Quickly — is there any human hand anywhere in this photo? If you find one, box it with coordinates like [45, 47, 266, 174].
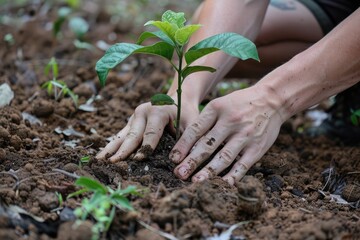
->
[96, 98, 199, 162]
[169, 86, 285, 185]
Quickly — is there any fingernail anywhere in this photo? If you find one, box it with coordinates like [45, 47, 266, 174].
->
[133, 152, 145, 161]
[170, 150, 181, 163]
[177, 166, 188, 177]
[194, 175, 206, 182]
[109, 156, 118, 163]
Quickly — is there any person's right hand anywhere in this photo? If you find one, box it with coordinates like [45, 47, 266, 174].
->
[96, 97, 199, 162]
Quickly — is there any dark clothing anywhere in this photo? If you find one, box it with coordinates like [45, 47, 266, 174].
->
[297, 0, 359, 34]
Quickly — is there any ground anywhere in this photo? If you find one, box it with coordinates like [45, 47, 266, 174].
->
[0, 1, 359, 240]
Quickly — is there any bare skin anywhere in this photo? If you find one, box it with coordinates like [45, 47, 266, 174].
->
[97, 0, 360, 185]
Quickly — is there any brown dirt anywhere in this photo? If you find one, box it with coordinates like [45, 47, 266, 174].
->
[0, 2, 359, 240]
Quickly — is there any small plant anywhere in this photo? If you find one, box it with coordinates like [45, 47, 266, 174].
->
[53, 6, 89, 42]
[79, 155, 90, 168]
[4, 33, 15, 45]
[56, 191, 64, 207]
[96, 10, 259, 139]
[68, 176, 141, 240]
[350, 109, 360, 126]
[42, 57, 78, 107]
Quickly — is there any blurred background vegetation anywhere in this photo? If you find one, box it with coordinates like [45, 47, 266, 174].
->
[0, 0, 202, 33]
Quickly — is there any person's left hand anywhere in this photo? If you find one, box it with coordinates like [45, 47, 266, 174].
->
[169, 85, 285, 185]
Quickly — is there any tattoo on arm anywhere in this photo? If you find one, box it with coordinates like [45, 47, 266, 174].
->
[270, 0, 296, 10]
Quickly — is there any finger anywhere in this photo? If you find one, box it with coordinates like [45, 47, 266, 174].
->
[109, 115, 146, 163]
[191, 137, 247, 182]
[169, 107, 217, 164]
[222, 146, 261, 185]
[173, 125, 229, 180]
[95, 125, 130, 160]
[133, 113, 168, 160]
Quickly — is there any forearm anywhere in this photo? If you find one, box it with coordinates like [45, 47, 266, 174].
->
[256, 9, 360, 121]
[168, 0, 269, 105]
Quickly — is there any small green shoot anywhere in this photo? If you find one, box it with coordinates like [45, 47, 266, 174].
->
[95, 10, 259, 140]
[69, 16, 89, 40]
[53, 7, 72, 38]
[41, 57, 78, 107]
[79, 155, 90, 168]
[4, 33, 15, 45]
[56, 191, 64, 207]
[68, 176, 141, 240]
[53, 6, 89, 43]
[350, 109, 360, 126]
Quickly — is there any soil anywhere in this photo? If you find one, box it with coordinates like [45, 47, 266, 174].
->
[0, 2, 359, 240]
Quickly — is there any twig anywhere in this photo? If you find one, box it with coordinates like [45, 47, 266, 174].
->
[299, 208, 313, 214]
[0, 171, 19, 190]
[17, 172, 59, 188]
[52, 168, 80, 179]
[214, 221, 231, 229]
[238, 194, 259, 202]
[322, 167, 333, 191]
[137, 220, 179, 240]
[43, 157, 58, 163]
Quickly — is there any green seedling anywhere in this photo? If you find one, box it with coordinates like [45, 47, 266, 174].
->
[41, 57, 78, 107]
[56, 191, 64, 207]
[4, 33, 15, 45]
[96, 10, 259, 139]
[350, 109, 360, 126]
[79, 155, 90, 168]
[53, 6, 89, 42]
[53, 7, 72, 38]
[68, 177, 141, 240]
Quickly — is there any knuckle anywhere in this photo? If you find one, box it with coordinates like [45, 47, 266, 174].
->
[188, 122, 202, 138]
[219, 148, 235, 166]
[126, 131, 138, 139]
[208, 99, 222, 111]
[134, 103, 148, 115]
[144, 127, 157, 136]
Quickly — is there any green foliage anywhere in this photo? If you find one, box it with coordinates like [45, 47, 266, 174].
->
[42, 57, 78, 107]
[96, 10, 259, 139]
[69, 16, 89, 40]
[53, 7, 72, 37]
[56, 192, 64, 207]
[79, 155, 90, 168]
[350, 109, 360, 126]
[69, 177, 141, 240]
[150, 93, 175, 106]
[53, 6, 89, 41]
[4, 33, 15, 45]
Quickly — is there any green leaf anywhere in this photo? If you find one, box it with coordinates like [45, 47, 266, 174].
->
[104, 207, 116, 231]
[115, 185, 140, 196]
[96, 42, 174, 86]
[75, 177, 107, 194]
[111, 195, 134, 211]
[351, 114, 358, 126]
[185, 32, 259, 65]
[137, 31, 173, 46]
[44, 57, 58, 78]
[69, 17, 89, 39]
[53, 7, 71, 37]
[175, 24, 201, 46]
[67, 188, 89, 199]
[150, 94, 175, 106]
[161, 10, 186, 28]
[181, 65, 216, 79]
[144, 21, 177, 43]
[80, 156, 90, 163]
